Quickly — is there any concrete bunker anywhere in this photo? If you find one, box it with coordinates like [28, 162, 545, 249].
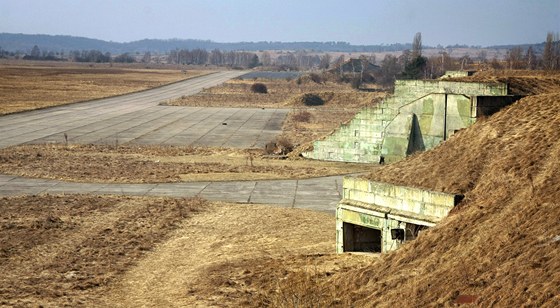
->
[303, 75, 522, 164]
[336, 177, 463, 253]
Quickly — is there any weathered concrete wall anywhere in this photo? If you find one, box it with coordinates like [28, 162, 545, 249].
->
[336, 205, 402, 253]
[303, 80, 511, 164]
[382, 93, 477, 161]
[302, 103, 397, 163]
[393, 80, 507, 97]
[440, 71, 471, 78]
[336, 176, 463, 253]
[342, 177, 460, 220]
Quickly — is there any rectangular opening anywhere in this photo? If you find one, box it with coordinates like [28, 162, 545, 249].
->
[404, 223, 429, 242]
[342, 222, 382, 253]
[475, 96, 522, 117]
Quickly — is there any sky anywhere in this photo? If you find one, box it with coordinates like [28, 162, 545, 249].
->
[1, 0, 559, 47]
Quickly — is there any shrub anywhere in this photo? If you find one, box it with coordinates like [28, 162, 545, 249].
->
[275, 136, 294, 154]
[300, 93, 324, 106]
[263, 137, 294, 155]
[292, 110, 312, 123]
[296, 73, 323, 85]
[250, 83, 268, 94]
[309, 73, 323, 83]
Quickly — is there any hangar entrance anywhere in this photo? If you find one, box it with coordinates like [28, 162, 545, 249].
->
[342, 222, 381, 253]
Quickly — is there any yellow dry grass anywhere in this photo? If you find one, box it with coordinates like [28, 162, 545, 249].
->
[0, 144, 370, 183]
[166, 77, 358, 108]
[0, 62, 210, 114]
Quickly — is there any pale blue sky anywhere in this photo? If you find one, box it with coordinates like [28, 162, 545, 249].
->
[1, 0, 558, 46]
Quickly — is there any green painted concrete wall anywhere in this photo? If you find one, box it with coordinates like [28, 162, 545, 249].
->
[303, 79, 509, 164]
[336, 177, 463, 253]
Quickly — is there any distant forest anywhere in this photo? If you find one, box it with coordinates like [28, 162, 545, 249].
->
[0, 33, 482, 54]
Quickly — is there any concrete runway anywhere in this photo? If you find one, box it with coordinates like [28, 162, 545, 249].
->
[0, 71, 345, 213]
[0, 174, 344, 213]
[0, 71, 288, 149]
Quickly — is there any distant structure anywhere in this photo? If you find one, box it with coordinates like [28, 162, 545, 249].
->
[329, 58, 380, 75]
[303, 75, 520, 164]
[439, 70, 476, 78]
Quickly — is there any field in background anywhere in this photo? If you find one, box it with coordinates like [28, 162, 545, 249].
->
[0, 64, 382, 183]
[167, 76, 387, 150]
[0, 62, 210, 114]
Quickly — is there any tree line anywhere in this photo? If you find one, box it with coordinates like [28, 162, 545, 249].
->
[167, 49, 259, 68]
[2, 32, 558, 76]
[373, 32, 560, 87]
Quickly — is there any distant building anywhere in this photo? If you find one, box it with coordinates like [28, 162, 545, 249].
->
[330, 58, 380, 75]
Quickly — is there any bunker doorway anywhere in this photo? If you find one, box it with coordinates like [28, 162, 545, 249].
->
[342, 222, 382, 253]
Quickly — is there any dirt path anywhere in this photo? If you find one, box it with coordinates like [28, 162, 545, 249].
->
[99, 203, 337, 307]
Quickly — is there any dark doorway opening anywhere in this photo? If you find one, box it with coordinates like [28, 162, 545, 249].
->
[342, 222, 382, 252]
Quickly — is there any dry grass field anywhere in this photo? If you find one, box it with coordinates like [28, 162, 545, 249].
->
[0, 195, 372, 307]
[0, 62, 209, 114]
[0, 144, 368, 183]
[0, 195, 208, 307]
[165, 76, 356, 108]
[0, 195, 371, 307]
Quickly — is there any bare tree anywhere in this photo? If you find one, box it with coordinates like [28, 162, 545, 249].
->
[543, 32, 559, 70]
[141, 52, 151, 63]
[261, 51, 272, 67]
[505, 47, 524, 69]
[359, 55, 369, 83]
[411, 32, 422, 59]
[319, 53, 331, 69]
[368, 53, 376, 65]
[525, 46, 536, 70]
[378, 54, 400, 87]
[30, 45, 41, 58]
[334, 55, 345, 77]
[477, 50, 488, 64]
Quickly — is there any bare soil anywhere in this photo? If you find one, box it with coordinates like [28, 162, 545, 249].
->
[0, 144, 368, 183]
[0, 63, 209, 114]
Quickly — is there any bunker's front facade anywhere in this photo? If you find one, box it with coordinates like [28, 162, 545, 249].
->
[337, 177, 464, 253]
[303, 79, 518, 164]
